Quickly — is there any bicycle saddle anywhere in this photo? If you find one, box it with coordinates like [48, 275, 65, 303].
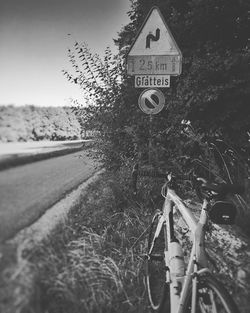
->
[195, 178, 244, 225]
[196, 177, 244, 198]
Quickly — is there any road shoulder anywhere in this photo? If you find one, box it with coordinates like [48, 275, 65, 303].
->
[0, 140, 93, 171]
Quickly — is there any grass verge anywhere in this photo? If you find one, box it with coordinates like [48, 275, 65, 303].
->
[27, 168, 154, 313]
[1, 165, 249, 313]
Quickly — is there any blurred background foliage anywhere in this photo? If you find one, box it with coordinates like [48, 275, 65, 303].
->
[0, 105, 83, 142]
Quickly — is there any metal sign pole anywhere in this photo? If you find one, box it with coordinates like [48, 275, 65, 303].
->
[149, 114, 153, 164]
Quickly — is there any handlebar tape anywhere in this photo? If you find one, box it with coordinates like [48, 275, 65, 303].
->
[131, 164, 169, 194]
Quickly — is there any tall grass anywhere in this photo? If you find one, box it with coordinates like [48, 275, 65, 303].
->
[36, 230, 123, 312]
[30, 168, 154, 313]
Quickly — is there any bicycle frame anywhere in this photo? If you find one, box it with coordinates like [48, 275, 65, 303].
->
[152, 186, 211, 313]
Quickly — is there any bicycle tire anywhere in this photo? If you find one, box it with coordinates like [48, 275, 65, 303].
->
[145, 211, 170, 312]
[182, 272, 240, 313]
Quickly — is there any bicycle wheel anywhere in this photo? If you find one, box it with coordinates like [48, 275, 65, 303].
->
[183, 273, 240, 313]
[145, 211, 170, 312]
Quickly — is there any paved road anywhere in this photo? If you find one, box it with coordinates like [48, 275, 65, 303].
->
[0, 150, 98, 242]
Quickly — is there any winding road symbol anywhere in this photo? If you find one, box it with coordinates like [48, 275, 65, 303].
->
[146, 28, 160, 48]
[138, 88, 165, 115]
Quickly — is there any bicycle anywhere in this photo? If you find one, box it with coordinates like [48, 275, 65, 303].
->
[132, 164, 244, 313]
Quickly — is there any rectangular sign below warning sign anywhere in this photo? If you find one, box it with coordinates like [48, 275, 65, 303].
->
[135, 75, 170, 88]
[127, 55, 181, 76]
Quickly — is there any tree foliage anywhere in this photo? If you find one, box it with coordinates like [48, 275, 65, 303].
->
[119, 0, 250, 149]
[66, 0, 250, 178]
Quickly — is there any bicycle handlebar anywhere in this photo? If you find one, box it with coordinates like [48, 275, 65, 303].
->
[131, 164, 168, 194]
[132, 164, 244, 198]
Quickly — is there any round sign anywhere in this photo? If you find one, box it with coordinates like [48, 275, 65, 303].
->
[138, 88, 165, 115]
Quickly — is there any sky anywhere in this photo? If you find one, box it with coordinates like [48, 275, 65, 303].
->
[0, 0, 131, 107]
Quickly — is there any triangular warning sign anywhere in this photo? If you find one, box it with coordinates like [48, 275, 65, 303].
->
[127, 6, 181, 56]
